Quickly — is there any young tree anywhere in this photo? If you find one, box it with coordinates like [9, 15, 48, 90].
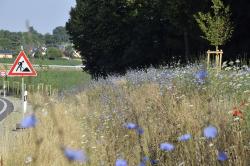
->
[194, 0, 234, 50]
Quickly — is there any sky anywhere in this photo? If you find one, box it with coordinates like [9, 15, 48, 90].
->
[0, 0, 76, 34]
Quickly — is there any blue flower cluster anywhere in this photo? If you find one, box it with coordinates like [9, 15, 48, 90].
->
[117, 123, 228, 165]
[160, 142, 175, 151]
[203, 125, 218, 139]
[195, 70, 208, 84]
[124, 122, 144, 135]
[115, 159, 127, 166]
[19, 108, 228, 165]
[20, 114, 37, 128]
[178, 134, 192, 142]
[63, 147, 86, 163]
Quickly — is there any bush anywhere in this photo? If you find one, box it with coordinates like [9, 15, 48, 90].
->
[46, 47, 63, 59]
[34, 51, 43, 59]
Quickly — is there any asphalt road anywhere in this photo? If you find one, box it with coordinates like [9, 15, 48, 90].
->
[0, 97, 14, 121]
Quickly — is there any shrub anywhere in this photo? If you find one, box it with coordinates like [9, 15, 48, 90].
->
[46, 47, 63, 59]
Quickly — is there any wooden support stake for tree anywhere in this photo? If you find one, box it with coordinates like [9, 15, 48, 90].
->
[207, 50, 210, 67]
[207, 49, 223, 71]
[219, 51, 223, 69]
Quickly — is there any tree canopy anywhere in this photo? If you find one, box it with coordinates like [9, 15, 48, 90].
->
[194, 0, 234, 50]
[0, 26, 70, 55]
[53, 26, 70, 44]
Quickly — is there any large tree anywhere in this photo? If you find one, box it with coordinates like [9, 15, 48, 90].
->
[67, 0, 184, 77]
[67, 0, 154, 77]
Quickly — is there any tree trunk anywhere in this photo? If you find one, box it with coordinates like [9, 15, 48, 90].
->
[184, 29, 189, 61]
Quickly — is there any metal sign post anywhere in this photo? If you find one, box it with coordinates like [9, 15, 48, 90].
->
[21, 78, 28, 114]
[22, 77, 24, 115]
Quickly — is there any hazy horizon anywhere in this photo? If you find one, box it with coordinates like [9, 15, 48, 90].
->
[0, 0, 76, 34]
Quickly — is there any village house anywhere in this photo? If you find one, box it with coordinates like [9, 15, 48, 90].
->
[0, 50, 13, 58]
[72, 50, 81, 58]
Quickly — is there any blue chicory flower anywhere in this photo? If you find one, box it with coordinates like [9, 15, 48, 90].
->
[195, 70, 208, 84]
[124, 122, 137, 129]
[138, 156, 149, 166]
[217, 151, 228, 161]
[20, 114, 37, 128]
[196, 70, 208, 80]
[64, 147, 86, 162]
[150, 159, 159, 165]
[142, 156, 149, 161]
[136, 127, 144, 135]
[203, 125, 218, 139]
[178, 134, 191, 142]
[138, 162, 146, 166]
[160, 142, 175, 151]
[115, 159, 127, 166]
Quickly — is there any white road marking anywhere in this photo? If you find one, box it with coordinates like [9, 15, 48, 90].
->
[0, 98, 7, 115]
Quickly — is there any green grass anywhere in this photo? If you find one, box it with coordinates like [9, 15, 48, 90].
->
[2, 69, 91, 92]
[0, 58, 82, 66]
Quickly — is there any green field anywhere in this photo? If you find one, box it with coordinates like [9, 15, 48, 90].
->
[1, 69, 91, 94]
[1, 58, 88, 93]
[0, 58, 82, 66]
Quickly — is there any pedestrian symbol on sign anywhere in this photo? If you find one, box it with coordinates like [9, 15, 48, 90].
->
[16, 61, 30, 72]
[16, 61, 24, 71]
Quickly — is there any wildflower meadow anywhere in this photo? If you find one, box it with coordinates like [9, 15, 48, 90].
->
[1, 61, 250, 165]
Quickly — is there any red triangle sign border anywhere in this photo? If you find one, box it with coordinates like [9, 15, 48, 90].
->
[8, 51, 37, 77]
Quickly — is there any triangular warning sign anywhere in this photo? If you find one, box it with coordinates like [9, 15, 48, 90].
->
[8, 51, 37, 76]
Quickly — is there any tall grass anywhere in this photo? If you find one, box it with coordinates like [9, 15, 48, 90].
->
[0, 93, 85, 166]
[1, 62, 250, 165]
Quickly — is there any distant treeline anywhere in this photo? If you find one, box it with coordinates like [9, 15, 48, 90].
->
[66, 0, 250, 77]
[0, 26, 70, 54]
